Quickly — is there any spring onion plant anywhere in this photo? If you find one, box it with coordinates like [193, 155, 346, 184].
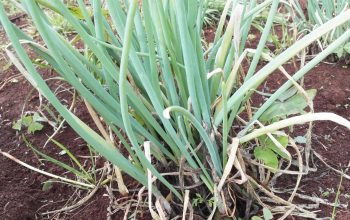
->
[203, 0, 227, 26]
[1, 0, 350, 218]
[291, 0, 350, 57]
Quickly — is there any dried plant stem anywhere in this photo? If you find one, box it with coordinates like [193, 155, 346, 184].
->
[0, 150, 94, 188]
[241, 113, 350, 143]
[288, 138, 303, 202]
[313, 151, 350, 180]
[247, 175, 316, 217]
[42, 165, 108, 215]
[85, 100, 129, 196]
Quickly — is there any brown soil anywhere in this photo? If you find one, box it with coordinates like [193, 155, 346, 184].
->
[0, 53, 112, 219]
[0, 16, 142, 220]
[268, 62, 350, 219]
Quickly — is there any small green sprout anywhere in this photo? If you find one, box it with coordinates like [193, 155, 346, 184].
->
[12, 112, 45, 134]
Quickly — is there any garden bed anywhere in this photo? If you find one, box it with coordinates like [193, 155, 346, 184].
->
[1, 39, 349, 218]
[1, 2, 350, 220]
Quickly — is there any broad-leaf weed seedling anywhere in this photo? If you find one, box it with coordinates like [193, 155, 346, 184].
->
[12, 112, 45, 134]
